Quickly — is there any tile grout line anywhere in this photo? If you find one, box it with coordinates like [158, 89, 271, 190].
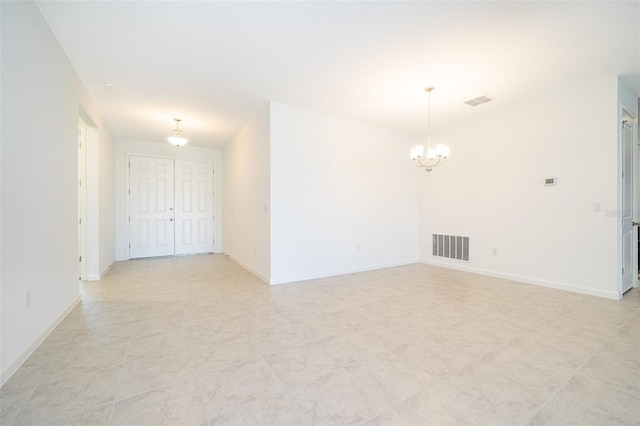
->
[520, 310, 639, 425]
[8, 307, 84, 426]
[106, 262, 148, 426]
[182, 294, 211, 425]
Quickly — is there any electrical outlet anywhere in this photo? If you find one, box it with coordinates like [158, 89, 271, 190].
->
[26, 291, 31, 308]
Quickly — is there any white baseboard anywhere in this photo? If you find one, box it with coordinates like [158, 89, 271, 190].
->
[421, 258, 620, 300]
[1, 296, 81, 387]
[223, 254, 419, 287]
[269, 258, 419, 286]
[99, 261, 116, 279]
[224, 253, 271, 284]
[84, 261, 117, 281]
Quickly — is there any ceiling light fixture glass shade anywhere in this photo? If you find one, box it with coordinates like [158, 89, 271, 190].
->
[410, 86, 449, 172]
[167, 118, 188, 147]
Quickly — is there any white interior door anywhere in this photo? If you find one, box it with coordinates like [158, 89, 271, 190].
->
[621, 110, 636, 294]
[175, 160, 214, 255]
[129, 156, 175, 258]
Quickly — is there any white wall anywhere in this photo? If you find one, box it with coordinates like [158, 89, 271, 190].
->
[222, 105, 271, 281]
[270, 102, 419, 284]
[1, 1, 115, 382]
[419, 76, 621, 299]
[114, 139, 223, 260]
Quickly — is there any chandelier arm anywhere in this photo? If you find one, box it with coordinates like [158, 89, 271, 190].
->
[414, 156, 438, 172]
[413, 157, 427, 168]
[415, 156, 441, 168]
[423, 156, 445, 170]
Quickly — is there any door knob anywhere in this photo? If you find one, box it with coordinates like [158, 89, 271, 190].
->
[170, 218, 174, 221]
[633, 221, 640, 227]
[169, 207, 174, 211]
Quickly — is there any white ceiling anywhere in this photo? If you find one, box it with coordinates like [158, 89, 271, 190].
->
[36, 1, 640, 149]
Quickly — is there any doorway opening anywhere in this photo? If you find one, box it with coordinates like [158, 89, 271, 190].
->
[78, 112, 100, 280]
[620, 105, 638, 296]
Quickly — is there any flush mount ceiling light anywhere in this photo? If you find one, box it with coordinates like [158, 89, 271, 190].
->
[167, 118, 188, 147]
[410, 86, 450, 172]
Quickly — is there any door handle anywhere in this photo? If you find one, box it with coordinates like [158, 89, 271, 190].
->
[170, 218, 174, 222]
[633, 221, 640, 227]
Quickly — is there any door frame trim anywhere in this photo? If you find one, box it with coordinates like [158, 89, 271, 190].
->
[78, 120, 87, 280]
[618, 104, 639, 298]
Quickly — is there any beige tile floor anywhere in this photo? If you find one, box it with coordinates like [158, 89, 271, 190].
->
[2, 254, 640, 425]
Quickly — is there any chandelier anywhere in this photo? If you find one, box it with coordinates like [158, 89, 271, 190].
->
[410, 86, 449, 172]
[167, 118, 188, 147]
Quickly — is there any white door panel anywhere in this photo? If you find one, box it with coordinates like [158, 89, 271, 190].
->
[129, 156, 175, 258]
[175, 160, 214, 255]
[129, 157, 213, 258]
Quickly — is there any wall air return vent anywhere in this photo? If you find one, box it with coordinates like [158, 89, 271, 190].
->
[432, 234, 469, 261]
[464, 94, 494, 107]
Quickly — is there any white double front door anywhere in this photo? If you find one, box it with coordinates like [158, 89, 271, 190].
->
[129, 156, 214, 258]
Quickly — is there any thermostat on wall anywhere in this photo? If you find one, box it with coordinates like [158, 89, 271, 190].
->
[545, 177, 557, 186]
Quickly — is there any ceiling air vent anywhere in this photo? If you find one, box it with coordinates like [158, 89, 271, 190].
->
[464, 94, 494, 107]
